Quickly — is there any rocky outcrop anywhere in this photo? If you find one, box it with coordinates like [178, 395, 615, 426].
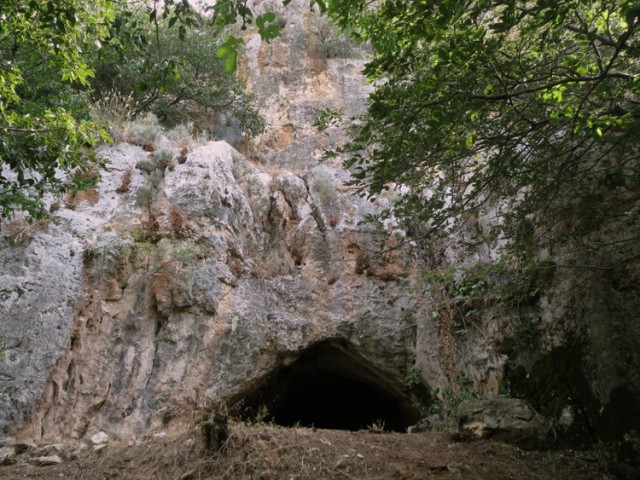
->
[0, 1, 394, 439]
[457, 397, 550, 450]
[0, 139, 424, 440]
[0, 2, 638, 463]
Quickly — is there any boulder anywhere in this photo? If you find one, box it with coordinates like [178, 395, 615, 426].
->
[0, 446, 16, 466]
[457, 397, 550, 450]
[407, 414, 447, 433]
[33, 443, 73, 459]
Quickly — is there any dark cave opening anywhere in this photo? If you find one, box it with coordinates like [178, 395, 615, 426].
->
[233, 340, 421, 432]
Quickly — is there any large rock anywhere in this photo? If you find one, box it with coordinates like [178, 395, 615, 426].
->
[0, 1, 404, 441]
[0, 138, 424, 440]
[0, 446, 16, 466]
[457, 397, 550, 450]
[0, 143, 151, 435]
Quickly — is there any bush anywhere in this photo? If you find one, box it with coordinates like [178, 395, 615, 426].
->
[121, 113, 163, 149]
[90, 14, 264, 137]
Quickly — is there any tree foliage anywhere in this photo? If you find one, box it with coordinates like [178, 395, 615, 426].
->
[90, 13, 264, 136]
[200, 0, 640, 255]
[0, 0, 114, 218]
[4, 0, 639, 253]
[325, 0, 640, 254]
[0, 0, 264, 219]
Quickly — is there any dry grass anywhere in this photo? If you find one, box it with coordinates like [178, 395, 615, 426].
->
[169, 205, 192, 238]
[115, 169, 133, 194]
[249, 250, 294, 279]
[0, 424, 610, 480]
[0, 218, 50, 245]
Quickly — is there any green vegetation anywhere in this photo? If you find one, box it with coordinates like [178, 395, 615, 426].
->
[0, 0, 264, 220]
[90, 14, 264, 135]
[403, 369, 421, 390]
[305, 12, 357, 59]
[0, 0, 114, 218]
[325, 0, 640, 256]
[211, 0, 639, 257]
[423, 259, 554, 339]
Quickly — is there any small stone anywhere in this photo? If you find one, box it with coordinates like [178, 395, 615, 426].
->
[408, 414, 444, 433]
[0, 447, 16, 466]
[71, 442, 88, 457]
[34, 443, 72, 459]
[91, 431, 109, 446]
[30, 455, 63, 466]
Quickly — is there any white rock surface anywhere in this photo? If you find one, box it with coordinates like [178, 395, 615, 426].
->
[91, 432, 109, 446]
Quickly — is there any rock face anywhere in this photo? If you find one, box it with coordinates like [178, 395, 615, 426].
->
[0, 2, 399, 439]
[0, 138, 424, 440]
[0, 0, 638, 458]
[457, 397, 550, 450]
[0, 226, 84, 433]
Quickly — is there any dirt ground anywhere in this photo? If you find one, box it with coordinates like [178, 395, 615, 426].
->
[0, 423, 612, 480]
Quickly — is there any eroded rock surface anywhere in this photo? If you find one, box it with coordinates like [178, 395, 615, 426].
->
[457, 397, 550, 450]
[1, 2, 638, 461]
[0, 139, 424, 441]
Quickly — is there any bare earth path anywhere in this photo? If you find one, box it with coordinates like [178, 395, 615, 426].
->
[0, 424, 611, 479]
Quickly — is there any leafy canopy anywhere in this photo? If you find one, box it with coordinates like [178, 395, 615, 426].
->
[90, 13, 264, 136]
[326, 0, 640, 254]
[0, 0, 115, 218]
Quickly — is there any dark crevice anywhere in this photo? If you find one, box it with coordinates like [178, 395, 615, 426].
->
[232, 339, 421, 432]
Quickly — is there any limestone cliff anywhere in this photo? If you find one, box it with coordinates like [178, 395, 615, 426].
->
[0, 0, 638, 456]
[0, 1, 424, 439]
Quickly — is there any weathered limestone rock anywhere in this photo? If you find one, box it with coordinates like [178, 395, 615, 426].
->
[91, 432, 109, 446]
[0, 0, 636, 453]
[0, 142, 149, 435]
[0, 137, 424, 441]
[457, 397, 550, 450]
[0, 446, 16, 465]
[29, 454, 63, 466]
[0, 1, 398, 441]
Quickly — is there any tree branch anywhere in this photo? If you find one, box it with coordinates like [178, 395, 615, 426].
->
[468, 72, 637, 101]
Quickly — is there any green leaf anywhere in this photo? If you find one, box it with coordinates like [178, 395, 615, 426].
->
[225, 51, 237, 73]
[576, 65, 588, 76]
[215, 35, 244, 73]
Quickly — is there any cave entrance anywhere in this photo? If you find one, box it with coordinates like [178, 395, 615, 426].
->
[234, 339, 421, 432]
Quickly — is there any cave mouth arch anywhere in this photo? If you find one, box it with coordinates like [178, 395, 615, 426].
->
[232, 339, 422, 432]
